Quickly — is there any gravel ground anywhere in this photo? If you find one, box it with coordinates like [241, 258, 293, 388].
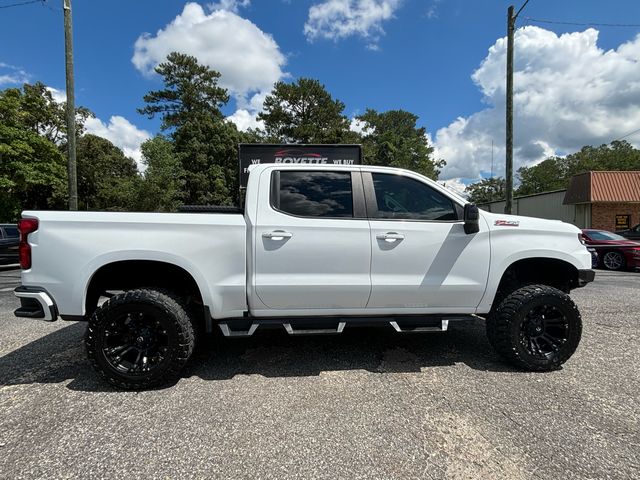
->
[0, 266, 638, 479]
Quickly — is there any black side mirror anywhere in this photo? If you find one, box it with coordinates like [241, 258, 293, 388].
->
[464, 203, 480, 234]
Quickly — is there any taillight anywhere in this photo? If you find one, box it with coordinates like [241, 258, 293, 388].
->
[18, 218, 38, 269]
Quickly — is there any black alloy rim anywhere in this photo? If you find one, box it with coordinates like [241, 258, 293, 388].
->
[519, 304, 568, 358]
[102, 309, 170, 375]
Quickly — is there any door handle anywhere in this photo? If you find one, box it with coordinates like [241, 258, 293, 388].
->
[376, 232, 405, 242]
[262, 230, 293, 240]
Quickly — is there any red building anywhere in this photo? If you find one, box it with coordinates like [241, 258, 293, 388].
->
[564, 171, 640, 231]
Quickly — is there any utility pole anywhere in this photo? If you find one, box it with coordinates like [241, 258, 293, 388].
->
[505, 5, 515, 214]
[504, 0, 530, 214]
[63, 0, 77, 210]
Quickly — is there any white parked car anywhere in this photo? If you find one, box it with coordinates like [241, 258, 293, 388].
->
[15, 164, 594, 389]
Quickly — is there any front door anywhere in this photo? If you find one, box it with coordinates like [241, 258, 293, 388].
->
[254, 169, 371, 311]
[364, 172, 490, 311]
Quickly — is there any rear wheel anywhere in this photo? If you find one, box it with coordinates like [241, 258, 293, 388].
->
[486, 284, 582, 371]
[602, 251, 625, 271]
[85, 289, 195, 390]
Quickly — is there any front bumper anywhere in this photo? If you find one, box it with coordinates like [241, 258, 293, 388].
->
[14, 286, 58, 321]
[578, 269, 596, 287]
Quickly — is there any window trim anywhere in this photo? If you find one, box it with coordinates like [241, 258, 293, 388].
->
[362, 171, 462, 223]
[269, 169, 367, 220]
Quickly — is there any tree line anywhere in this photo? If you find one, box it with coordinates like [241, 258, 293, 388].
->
[466, 140, 640, 204]
[0, 52, 443, 221]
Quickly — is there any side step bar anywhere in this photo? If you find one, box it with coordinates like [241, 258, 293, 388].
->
[217, 317, 463, 337]
[218, 323, 259, 338]
[390, 320, 448, 333]
[283, 322, 346, 336]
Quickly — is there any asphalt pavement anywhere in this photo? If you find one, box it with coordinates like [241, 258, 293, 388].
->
[0, 266, 638, 479]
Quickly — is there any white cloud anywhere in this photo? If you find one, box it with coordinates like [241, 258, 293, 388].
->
[132, 2, 286, 101]
[226, 109, 264, 131]
[435, 27, 640, 180]
[208, 0, 250, 13]
[304, 0, 403, 48]
[349, 117, 372, 135]
[0, 62, 29, 86]
[425, 0, 442, 20]
[441, 178, 468, 198]
[84, 116, 151, 170]
[46, 87, 66, 104]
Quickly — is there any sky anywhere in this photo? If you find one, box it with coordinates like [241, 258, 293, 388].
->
[1, 0, 640, 193]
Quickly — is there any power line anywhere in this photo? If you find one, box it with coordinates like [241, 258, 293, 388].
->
[615, 127, 640, 142]
[523, 17, 640, 28]
[0, 0, 44, 9]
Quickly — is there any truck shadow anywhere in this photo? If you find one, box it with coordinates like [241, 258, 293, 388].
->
[0, 319, 521, 392]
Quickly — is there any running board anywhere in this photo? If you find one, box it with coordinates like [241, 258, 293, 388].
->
[283, 322, 346, 336]
[390, 320, 449, 333]
[218, 322, 259, 337]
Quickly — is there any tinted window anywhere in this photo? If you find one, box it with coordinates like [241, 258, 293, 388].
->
[371, 173, 457, 221]
[274, 171, 353, 218]
[4, 226, 18, 238]
[585, 230, 626, 241]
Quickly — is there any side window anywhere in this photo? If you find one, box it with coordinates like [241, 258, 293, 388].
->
[370, 173, 458, 221]
[4, 226, 18, 238]
[273, 171, 354, 218]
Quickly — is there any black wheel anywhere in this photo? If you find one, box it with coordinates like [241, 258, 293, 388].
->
[602, 251, 625, 271]
[486, 284, 582, 371]
[86, 289, 195, 390]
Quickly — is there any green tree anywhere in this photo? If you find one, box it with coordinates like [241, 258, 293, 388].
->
[0, 123, 67, 221]
[0, 86, 70, 220]
[356, 109, 444, 179]
[136, 135, 186, 212]
[516, 158, 567, 196]
[138, 52, 240, 205]
[516, 141, 640, 195]
[75, 134, 139, 211]
[466, 177, 506, 204]
[258, 78, 353, 143]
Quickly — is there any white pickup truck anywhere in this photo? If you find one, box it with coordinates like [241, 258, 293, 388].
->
[15, 164, 594, 389]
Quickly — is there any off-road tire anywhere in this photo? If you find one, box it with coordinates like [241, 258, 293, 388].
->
[86, 289, 195, 390]
[486, 284, 582, 371]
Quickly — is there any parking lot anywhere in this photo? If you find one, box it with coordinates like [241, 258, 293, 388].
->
[0, 266, 638, 479]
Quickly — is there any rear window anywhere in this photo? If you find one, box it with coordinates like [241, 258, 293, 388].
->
[272, 171, 354, 218]
[586, 230, 626, 241]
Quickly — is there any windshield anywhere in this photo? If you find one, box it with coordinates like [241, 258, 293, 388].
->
[586, 230, 626, 241]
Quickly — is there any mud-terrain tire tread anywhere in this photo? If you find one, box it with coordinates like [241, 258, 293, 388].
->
[486, 284, 582, 371]
[85, 288, 194, 390]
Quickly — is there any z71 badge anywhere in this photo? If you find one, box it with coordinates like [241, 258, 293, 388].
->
[494, 220, 520, 227]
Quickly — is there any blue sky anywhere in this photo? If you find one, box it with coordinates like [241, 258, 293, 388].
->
[1, 0, 640, 188]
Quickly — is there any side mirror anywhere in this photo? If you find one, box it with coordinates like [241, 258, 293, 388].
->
[464, 203, 480, 234]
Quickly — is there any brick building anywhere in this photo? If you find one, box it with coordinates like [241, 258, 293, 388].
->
[564, 171, 640, 231]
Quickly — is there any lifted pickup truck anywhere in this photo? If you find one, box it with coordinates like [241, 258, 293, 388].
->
[15, 164, 594, 389]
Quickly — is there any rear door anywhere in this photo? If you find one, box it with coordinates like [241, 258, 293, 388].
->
[364, 171, 490, 311]
[253, 169, 372, 310]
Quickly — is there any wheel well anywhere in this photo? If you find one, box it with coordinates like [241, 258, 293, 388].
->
[497, 258, 579, 297]
[85, 260, 204, 319]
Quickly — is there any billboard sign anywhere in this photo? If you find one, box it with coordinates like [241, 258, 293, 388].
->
[238, 144, 362, 188]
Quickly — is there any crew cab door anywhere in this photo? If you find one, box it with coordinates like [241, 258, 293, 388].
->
[363, 171, 490, 311]
[253, 169, 371, 310]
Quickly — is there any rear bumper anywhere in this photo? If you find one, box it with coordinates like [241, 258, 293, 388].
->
[578, 269, 596, 287]
[14, 286, 58, 321]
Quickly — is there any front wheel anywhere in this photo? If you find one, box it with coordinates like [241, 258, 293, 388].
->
[486, 285, 582, 371]
[602, 251, 625, 271]
[86, 289, 195, 390]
